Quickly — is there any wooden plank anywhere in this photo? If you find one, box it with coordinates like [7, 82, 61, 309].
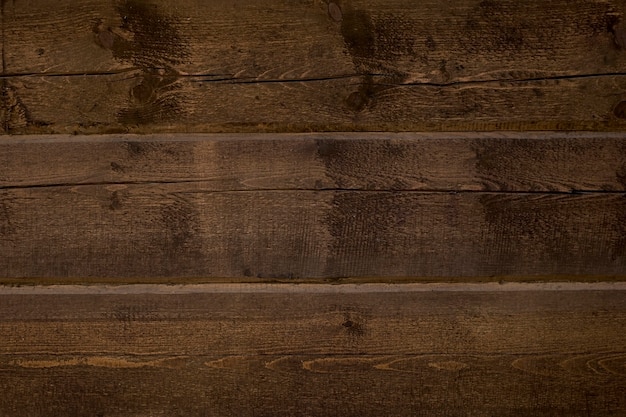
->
[3, 0, 626, 133]
[1, 133, 625, 281]
[5, 0, 625, 79]
[2, 133, 626, 192]
[0, 186, 624, 281]
[0, 283, 624, 416]
[4, 71, 626, 133]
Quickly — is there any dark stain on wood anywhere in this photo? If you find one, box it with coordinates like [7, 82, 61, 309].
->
[328, 303, 371, 343]
[112, 0, 189, 71]
[606, 11, 624, 49]
[472, 139, 560, 191]
[472, 137, 626, 192]
[610, 193, 626, 262]
[316, 138, 414, 189]
[425, 35, 436, 51]
[460, 0, 621, 58]
[109, 191, 123, 211]
[125, 141, 150, 157]
[339, 6, 411, 112]
[341, 9, 376, 60]
[341, 310, 366, 338]
[325, 192, 411, 276]
[0, 92, 6, 134]
[480, 194, 626, 273]
[1, 0, 5, 133]
[612, 24, 626, 50]
[614, 100, 626, 119]
[1, 85, 35, 131]
[588, 4, 623, 40]
[480, 194, 569, 270]
[123, 141, 193, 163]
[462, 0, 528, 53]
[0, 194, 14, 237]
[374, 14, 416, 62]
[160, 197, 199, 256]
[110, 161, 126, 173]
[617, 153, 626, 190]
[106, 0, 190, 125]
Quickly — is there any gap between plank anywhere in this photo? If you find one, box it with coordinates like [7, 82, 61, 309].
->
[2, 131, 626, 144]
[1, 282, 626, 295]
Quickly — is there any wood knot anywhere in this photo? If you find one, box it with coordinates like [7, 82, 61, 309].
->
[615, 27, 626, 49]
[131, 79, 154, 103]
[609, 16, 626, 50]
[614, 101, 626, 119]
[92, 20, 117, 50]
[97, 29, 116, 50]
[328, 2, 342, 22]
[345, 91, 369, 112]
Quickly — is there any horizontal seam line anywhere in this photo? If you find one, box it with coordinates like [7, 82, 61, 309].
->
[0, 181, 624, 194]
[1, 71, 626, 86]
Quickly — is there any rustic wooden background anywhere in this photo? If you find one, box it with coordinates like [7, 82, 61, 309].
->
[2, 132, 626, 281]
[0, 283, 624, 417]
[1, 0, 626, 416]
[2, 0, 626, 133]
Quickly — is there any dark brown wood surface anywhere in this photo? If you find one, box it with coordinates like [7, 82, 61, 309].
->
[2, 132, 626, 192]
[2, 1, 625, 414]
[2, 0, 626, 133]
[0, 283, 624, 417]
[1, 133, 625, 281]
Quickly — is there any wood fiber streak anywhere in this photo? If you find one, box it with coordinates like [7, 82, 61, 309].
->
[0, 287, 625, 416]
[5, 0, 625, 77]
[5, 73, 626, 133]
[2, 0, 626, 132]
[2, 133, 625, 192]
[0, 186, 624, 280]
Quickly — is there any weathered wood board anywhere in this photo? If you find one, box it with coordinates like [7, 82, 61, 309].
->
[0, 283, 624, 417]
[1, 133, 625, 281]
[2, 0, 626, 133]
[2, 1, 625, 415]
[3, 132, 626, 191]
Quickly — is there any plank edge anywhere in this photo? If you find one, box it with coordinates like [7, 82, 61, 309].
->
[2, 282, 626, 295]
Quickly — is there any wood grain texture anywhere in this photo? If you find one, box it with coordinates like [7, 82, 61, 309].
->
[5, 64, 626, 134]
[2, 0, 626, 133]
[5, 0, 625, 77]
[0, 283, 625, 416]
[1, 133, 625, 281]
[1, 187, 625, 280]
[2, 132, 626, 192]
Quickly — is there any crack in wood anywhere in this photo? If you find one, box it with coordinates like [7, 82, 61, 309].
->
[1, 70, 626, 87]
[1, 180, 626, 194]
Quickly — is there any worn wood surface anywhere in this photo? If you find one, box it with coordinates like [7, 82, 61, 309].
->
[2, 132, 626, 192]
[0, 283, 624, 417]
[2, 1, 625, 414]
[2, 0, 626, 133]
[1, 133, 625, 281]
[2, 187, 626, 280]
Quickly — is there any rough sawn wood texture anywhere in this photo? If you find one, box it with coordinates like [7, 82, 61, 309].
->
[2, 0, 626, 415]
[1, 133, 625, 281]
[1, 0, 626, 133]
[0, 283, 625, 417]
